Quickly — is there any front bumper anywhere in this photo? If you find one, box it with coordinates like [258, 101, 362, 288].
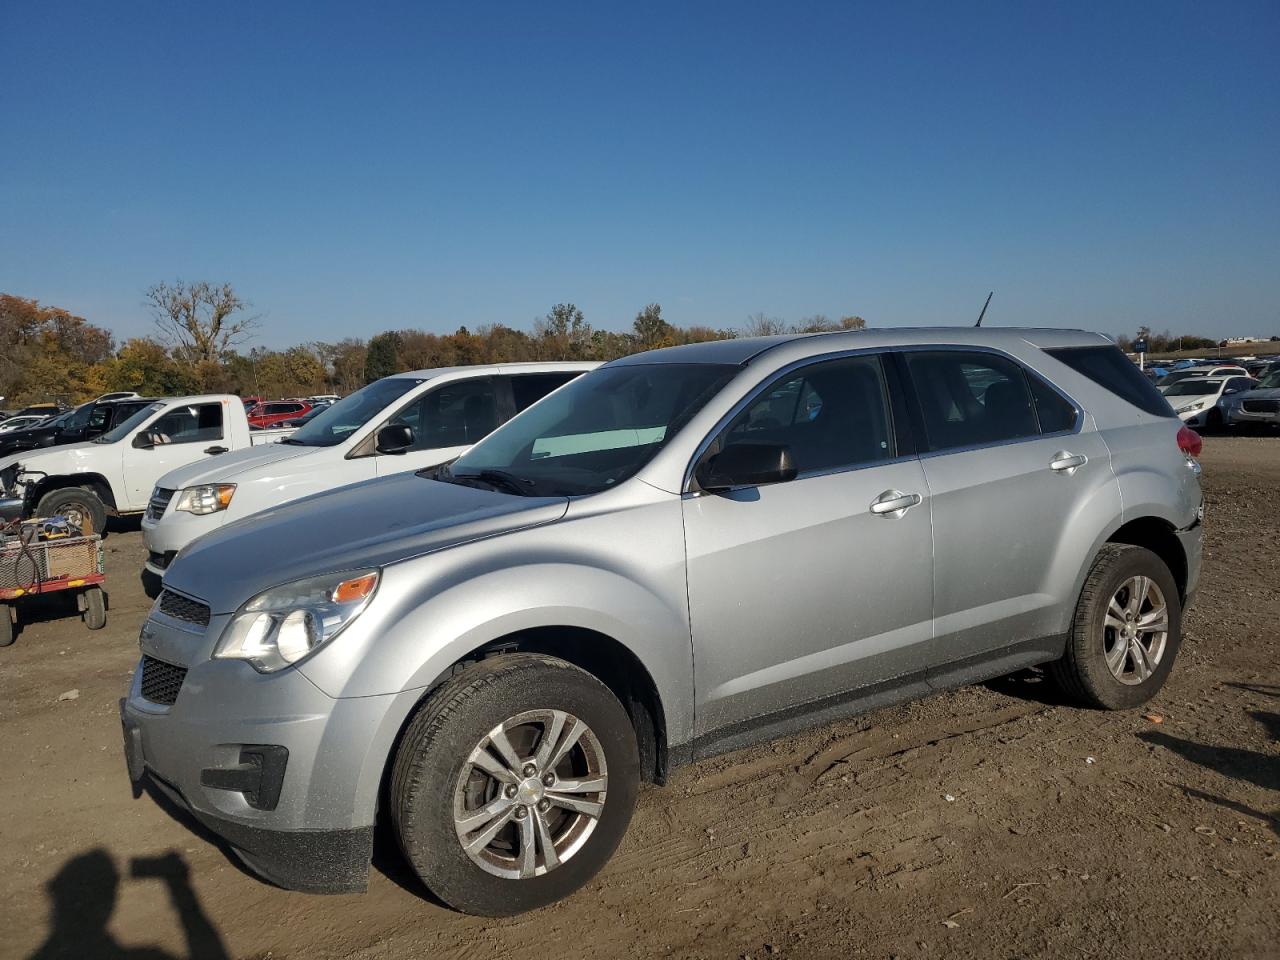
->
[1226, 405, 1280, 427]
[0, 496, 23, 524]
[141, 510, 226, 577]
[121, 610, 417, 893]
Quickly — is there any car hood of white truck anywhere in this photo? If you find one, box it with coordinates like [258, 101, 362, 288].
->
[162, 471, 569, 614]
[0, 439, 105, 476]
[156, 442, 317, 489]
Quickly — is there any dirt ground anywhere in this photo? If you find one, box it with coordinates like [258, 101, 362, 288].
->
[2, 438, 1276, 960]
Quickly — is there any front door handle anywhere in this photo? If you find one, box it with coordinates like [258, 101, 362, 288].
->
[204, 445, 229, 455]
[870, 489, 923, 517]
[1049, 451, 1087, 474]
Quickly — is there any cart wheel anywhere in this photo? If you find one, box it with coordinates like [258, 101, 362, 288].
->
[0, 605, 14, 647]
[83, 587, 107, 630]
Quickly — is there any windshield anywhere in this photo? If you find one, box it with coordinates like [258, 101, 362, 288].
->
[1257, 371, 1280, 390]
[94, 402, 164, 443]
[1165, 381, 1220, 397]
[287, 377, 423, 447]
[38, 409, 77, 429]
[448, 363, 737, 496]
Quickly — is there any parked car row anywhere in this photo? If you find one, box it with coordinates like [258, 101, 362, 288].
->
[107, 330, 1204, 917]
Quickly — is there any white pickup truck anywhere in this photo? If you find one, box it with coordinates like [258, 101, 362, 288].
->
[140, 362, 596, 577]
[0, 395, 275, 535]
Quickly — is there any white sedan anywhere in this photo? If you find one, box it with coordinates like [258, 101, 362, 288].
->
[1162, 375, 1255, 429]
[0, 414, 51, 433]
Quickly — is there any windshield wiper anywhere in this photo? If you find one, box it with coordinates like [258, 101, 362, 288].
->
[280, 437, 308, 445]
[452, 469, 537, 496]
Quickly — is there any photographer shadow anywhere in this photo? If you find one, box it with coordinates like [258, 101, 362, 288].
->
[28, 849, 229, 960]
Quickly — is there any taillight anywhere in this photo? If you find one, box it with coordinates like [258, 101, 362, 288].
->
[1177, 425, 1202, 458]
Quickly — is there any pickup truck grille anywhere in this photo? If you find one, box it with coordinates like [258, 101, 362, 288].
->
[140, 655, 187, 706]
[147, 488, 175, 521]
[157, 589, 211, 628]
[1241, 399, 1279, 414]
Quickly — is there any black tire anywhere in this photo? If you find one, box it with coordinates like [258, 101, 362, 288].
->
[1206, 408, 1223, 431]
[390, 653, 640, 916]
[0, 605, 13, 647]
[1049, 544, 1183, 710]
[35, 486, 108, 537]
[83, 586, 106, 630]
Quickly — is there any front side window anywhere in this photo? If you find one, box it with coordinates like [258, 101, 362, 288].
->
[904, 351, 1040, 451]
[448, 363, 737, 496]
[95, 402, 164, 444]
[715, 354, 895, 474]
[390, 378, 499, 450]
[147, 403, 224, 444]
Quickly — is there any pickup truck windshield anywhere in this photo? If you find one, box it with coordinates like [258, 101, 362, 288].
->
[94, 402, 164, 443]
[286, 377, 423, 447]
[447, 363, 736, 496]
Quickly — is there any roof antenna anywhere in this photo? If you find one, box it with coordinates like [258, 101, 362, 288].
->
[974, 291, 993, 327]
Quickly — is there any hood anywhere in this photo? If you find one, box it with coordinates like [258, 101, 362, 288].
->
[164, 472, 569, 614]
[156, 442, 314, 489]
[0, 424, 61, 456]
[0, 439, 101, 474]
[1239, 387, 1280, 401]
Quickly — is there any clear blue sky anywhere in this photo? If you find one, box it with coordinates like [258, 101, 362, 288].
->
[2, 1, 1277, 348]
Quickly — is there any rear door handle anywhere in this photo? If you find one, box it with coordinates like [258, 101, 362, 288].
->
[204, 445, 229, 455]
[870, 490, 923, 517]
[1049, 451, 1087, 474]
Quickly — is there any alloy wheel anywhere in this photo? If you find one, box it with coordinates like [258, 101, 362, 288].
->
[1102, 575, 1169, 685]
[453, 709, 608, 880]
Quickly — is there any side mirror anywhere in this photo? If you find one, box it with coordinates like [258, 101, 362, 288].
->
[696, 442, 797, 492]
[132, 432, 155, 449]
[375, 424, 414, 455]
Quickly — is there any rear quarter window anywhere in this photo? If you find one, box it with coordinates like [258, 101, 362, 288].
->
[1045, 346, 1175, 418]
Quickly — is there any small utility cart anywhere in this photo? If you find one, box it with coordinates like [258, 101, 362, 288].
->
[0, 518, 106, 647]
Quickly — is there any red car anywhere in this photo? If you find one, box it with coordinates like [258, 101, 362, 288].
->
[247, 399, 312, 429]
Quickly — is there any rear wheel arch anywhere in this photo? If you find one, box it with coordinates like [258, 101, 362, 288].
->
[1105, 516, 1188, 603]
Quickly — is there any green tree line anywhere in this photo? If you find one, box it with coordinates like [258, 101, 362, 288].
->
[1, 284, 867, 406]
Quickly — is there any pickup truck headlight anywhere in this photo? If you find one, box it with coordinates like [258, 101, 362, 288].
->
[174, 484, 236, 515]
[214, 569, 379, 673]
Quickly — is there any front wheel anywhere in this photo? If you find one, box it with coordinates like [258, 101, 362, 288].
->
[1049, 544, 1182, 710]
[390, 653, 639, 916]
[35, 486, 108, 537]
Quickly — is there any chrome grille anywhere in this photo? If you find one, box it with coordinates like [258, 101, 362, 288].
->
[157, 589, 211, 627]
[139, 655, 187, 705]
[146, 487, 175, 521]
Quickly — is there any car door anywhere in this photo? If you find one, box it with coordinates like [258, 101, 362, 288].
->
[123, 401, 231, 507]
[683, 352, 935, 739]
[374, 376, 501, 476]
[898, 348, 1119, 672]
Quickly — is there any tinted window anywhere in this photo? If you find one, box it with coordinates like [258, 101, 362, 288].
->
[1028, 374, 1078, 433]
[904, 352, 1038, 451]
[719, 355, 894, 474]
[390, 378, 498, 450]
[148, 403, 224, 444]
[509, 372, 581, 413]
[1046, 346, 1175, 417]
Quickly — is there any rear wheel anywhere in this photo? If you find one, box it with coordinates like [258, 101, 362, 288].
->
[35, 486, 108, 537]
[0, 605, 13, 647]
[390, 653, 639, 915]
[1050, 544, 1182, 709]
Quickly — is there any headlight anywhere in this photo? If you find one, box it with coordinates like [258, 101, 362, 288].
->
[174, 484, 236, 515]
[213, 569, 379, 672]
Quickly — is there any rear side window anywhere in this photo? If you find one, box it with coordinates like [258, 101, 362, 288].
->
[903, 352, 1040, 451]
[508, 372, 581, 413]
[1045, 346, 1174, 418]
[1028, 375, 1078, 433]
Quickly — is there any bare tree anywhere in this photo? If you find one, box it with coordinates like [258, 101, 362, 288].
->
[743, 313, 788, 337]
[145, 281, 258, 363]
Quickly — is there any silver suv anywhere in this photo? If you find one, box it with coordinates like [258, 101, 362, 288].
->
[121, 328, 1204, 915]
